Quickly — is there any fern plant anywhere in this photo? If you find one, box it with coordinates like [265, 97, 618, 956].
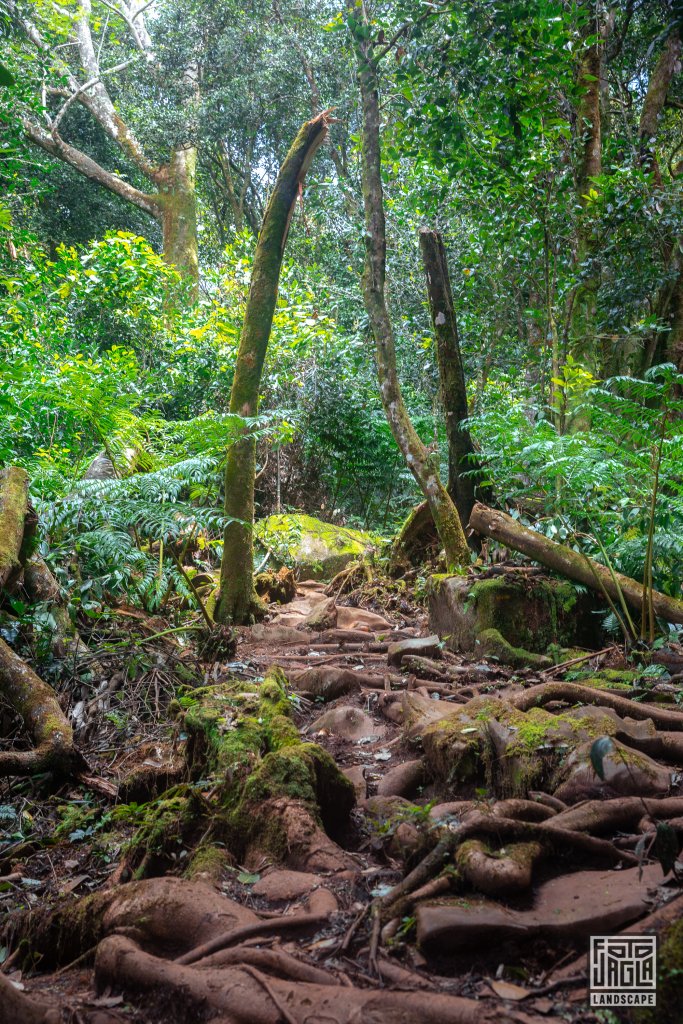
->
[469, 365, 683, 612]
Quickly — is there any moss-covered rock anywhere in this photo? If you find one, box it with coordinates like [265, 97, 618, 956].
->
[428, 571, 604, 657]
[421, 696, 665, 800]
[255, 513, 378, 581]
[180, 664, 355, 864]
[476, 628, 552, 669]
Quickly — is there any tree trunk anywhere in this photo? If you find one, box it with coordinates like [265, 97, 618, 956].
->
[574, 4, 613, 375]
[638, 25, 681, 182]
[157, 146, 199, 291]
[214, 113, 330, 624]
[469, 503, 683, 626]
[0, 466, 30, 590]
[418, 227, 489, 528]
[350, 6, 470, 570]
[0, 636, 78, 777]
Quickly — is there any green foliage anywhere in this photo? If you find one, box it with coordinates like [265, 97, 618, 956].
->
[469, 366, 683, 605]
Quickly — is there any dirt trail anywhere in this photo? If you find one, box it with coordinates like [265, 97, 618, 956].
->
[2, 578, 683, 1023]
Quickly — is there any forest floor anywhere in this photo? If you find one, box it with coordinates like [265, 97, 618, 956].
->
[1, 570, 682, 1024]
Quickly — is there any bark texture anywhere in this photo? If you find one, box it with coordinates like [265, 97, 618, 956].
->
[418, 227, 489, 528]
[0, 636, 76, 777]
[0, 466, 29, 590]
[351, 6, 470, 569]
[470, 502, 683, 625]
[639, 24, 681, 181]
[215, 113, 330, 624]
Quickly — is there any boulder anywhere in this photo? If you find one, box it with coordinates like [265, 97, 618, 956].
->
[428, 571, 603, 656]
[255, 514, 378, 582]
[387, 635, 441, 667]
[416, 863, 663, 955]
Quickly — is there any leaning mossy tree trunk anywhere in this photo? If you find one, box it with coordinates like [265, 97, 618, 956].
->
[349, 5, 469, 571]
[214, 113, 330, 625]
[418, 227, 490, 530]
[470, 502, 683, 627]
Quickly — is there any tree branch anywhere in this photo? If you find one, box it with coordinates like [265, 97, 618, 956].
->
[25, 121, 160, 218]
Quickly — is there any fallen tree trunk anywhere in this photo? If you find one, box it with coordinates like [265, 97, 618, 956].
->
[0, 466, 31, 590]
[469, 503, 683, 626]
[0, 636, 78, 777]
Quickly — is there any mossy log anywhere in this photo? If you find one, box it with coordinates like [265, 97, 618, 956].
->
[0, 636, 77, 777]
[0, 466, 30, 590]
[470, 503, 683, 626]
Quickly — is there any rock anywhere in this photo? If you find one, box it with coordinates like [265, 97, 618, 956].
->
[255, 514, 378, 582]
[388, 635, 442, 667]
[307, 887, 339, 915]
[343, 764, 368, 800]
[553, 739, 672, 803]
[292, 667, 362, 701]
[308, 706, 384, 742]
[376, 759, 425, 798]
[387, 821, 423, 860]
[252, 869, 321, 901]
[428, 572, 603, 655]
[305, 597, 338, 630]
[362, 795, 414, 823]
[416, 864, 663, 955]
[249, 624, 306, 644]
[336, 606, 392, 632]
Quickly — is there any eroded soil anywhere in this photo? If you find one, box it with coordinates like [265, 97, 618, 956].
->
[2, 573, 682, 1024]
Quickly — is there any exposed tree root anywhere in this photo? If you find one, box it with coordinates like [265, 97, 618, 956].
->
[512, 680, 683, 730]
[0, 636, 80, 777]
[546, 796, 683, 834]
[0, 974, 60, 1024]
[455, 838, 545, 895]
[96, 933, 518, 1024]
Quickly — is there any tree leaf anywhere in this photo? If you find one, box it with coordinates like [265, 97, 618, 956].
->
[589, 736, 614, 780]
[654, 822, 679, 876]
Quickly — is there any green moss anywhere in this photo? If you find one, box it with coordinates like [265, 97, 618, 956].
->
[465, 575, 589, 652]
[632, 919, 683, 1024]
[182, 666, 297, 781]
[122, 789, 196, 876]
[568, 667, 639, 691]
[254, 513, 378, 580]
[476, 628, 552, 668]
[185, 843, 232, 880]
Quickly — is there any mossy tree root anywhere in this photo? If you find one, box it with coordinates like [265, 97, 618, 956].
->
[0, 636, 78, 778]
[512, 681, 683, 731]
[455, 838, 545, 896]
[375, 811, 637, 924]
